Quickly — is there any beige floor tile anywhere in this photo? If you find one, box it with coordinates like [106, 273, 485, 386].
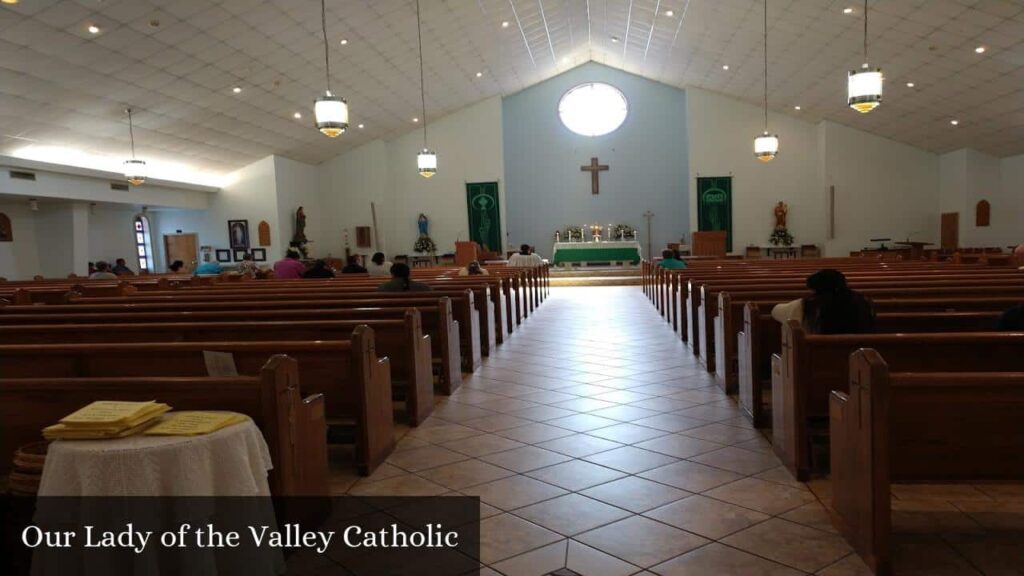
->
[590, 405, 663, 421]
[639, 460, 743, 493]
[629, 398, 701, 412]
[531, 433, 623, 459]
[645, 494, 770, 539]
[817, 554, 874, 576]
[669, 390, 727, 404]
[587, 423, 670, 444]
[778, 501, 839, 534]
[575, 516, 709, 568]
[675, 404, 742, 422]
[689, 446, 782, 475]
[552, 397, 620, 413]
[526, 459, 628, 491]
[346, 473, 447, 496]
[479, 445, 573, 473]
[546, 413, 621, 432]
[416, 459, 515, 490]
[651, 542, 803, 576]
[560, 383, 619, 397]
[432, 403, 498, 423]
[722, 518, 852, 573]
[497, 422, 578, 444]
[515, 390, 579, 404]
[474, 397, 541, 413]
[704, 478, 817, 515]
[632, 413, 708, 433]
[510, 405, 579, 422]
[462, 475, 568, 510]
[385, 445, 470, 472]
[634, 434, 724, 459]
[566, 540, 643, 576]
[734, 435, 774, 454]
[753, 466, 807, 490]
[479, 513, 563, 564]
[679, 423, 763, 444]
[490, 540, 567, 576]
[461, 413, 535, 432]
[581, 476, 691, 513]
[953, 501, 1024, 530]
[593, 390, 655, 404]
[583, 446, 679, 474]
[513, 493, 632, 536]
[441, 433, 526, 457]
[891, 484, 993, 502]
[406, 422, 481, 443]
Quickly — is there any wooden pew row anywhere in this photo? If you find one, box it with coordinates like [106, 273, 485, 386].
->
[0, 355, 330, 495]
[738, 302, 1011, 427]
[0, 332, 394, 475]
[775, 322, 1024, 480]
[0, 311, 434, 427]
[830, 349, 1024, 575]
[0, 300, 463, 396]
[64, 288, 493, 367]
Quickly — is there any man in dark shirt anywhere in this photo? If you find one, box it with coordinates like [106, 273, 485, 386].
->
[111, 258, 134, 276]
[341, 255, 367, 274]
[303, 259, 336, 278]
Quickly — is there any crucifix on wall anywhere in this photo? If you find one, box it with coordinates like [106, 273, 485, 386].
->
[580, 157, 609, 195]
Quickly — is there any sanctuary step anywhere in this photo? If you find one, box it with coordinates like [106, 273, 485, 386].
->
[549, 267, 642, 287]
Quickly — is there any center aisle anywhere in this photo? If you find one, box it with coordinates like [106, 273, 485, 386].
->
[347, 286, 857, 575]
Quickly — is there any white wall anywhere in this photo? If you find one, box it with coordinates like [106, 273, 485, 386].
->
[940, 149, 1024, 249]
[318, 140, 390, 258]
[274, 157, 321, 251]
[687, 87, 823, 252]
[89, 205, 143, 269]
[1001, 154, 1024, 242]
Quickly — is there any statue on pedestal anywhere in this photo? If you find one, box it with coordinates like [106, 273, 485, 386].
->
[774, 201, 788, 230]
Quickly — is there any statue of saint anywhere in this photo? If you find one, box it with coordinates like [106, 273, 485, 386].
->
[294, 207, 307, 243]
[774, 201, 788, 230]
[417, 213, 429, 237]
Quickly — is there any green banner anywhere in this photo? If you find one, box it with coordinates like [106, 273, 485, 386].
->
[697, 176, 733, 252]
[466, 182, 501, 253]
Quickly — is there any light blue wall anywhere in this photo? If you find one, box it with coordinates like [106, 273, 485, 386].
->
[503, 62, 689, 257]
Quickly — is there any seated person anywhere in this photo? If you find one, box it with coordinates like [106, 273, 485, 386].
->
[193, 260, 224, 276]
[458, 261, 489, 276]
[87, 261, 96, 276]
[273, 250, 306, 279]
[167, 260, 185, 273]
[303, 259, 336, 278]
[366, 252, 392, 276]
[997, 303, 1024, 331]
[377, 263, 432, 292]
[772, 269, 875, 334]
[236, 253, 259, 276]
[341, 255, 367, 274]
[1015, 243, 1024, 269]
[88, 261, 118, 280]
[111, 258, 134, 276]
[658, 249, 687, 269]
[508, 244, 544, 267]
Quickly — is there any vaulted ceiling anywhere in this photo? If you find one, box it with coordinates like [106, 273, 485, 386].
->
[1, 0, 1022, 183]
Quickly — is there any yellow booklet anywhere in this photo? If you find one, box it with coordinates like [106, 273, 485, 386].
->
[143, 411, 249, 436]
[43, 418, 161, 440]
[59, 401, 171, 429]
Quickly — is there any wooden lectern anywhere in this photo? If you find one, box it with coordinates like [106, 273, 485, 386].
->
[455, 241, 482, 267]
[692, 231, 727, 257]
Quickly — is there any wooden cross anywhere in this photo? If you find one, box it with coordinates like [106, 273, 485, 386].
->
[580, 157, 609, 195]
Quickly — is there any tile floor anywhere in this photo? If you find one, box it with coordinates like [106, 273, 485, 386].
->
[333, 286, 1023, 575]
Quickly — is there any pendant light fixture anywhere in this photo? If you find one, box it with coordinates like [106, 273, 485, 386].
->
[754, 0, 778, 162]
[847, 0, 883, 113]
[414, 0, 437, 178]
[314, 0, 348, 137]
[123, 108, 147, 185]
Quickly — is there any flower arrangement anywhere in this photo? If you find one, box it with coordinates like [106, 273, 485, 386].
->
[769, 228, 794, 246]
[613, 224, 635, 239]
[562, 226, 584, 241]
[413, 236, 437, 254]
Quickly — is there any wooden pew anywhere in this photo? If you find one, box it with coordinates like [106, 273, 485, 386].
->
[830, 348, 1024, 575]
[0, 355, 329, 496]
[0, 311, 434, 427]
[0, 330, 394, 475]
[775, 322, 1024, 480]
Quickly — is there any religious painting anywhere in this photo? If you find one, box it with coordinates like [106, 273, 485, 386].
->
[250, 248, 267, 262]
[0, 213, 11, 242]
[465, 182, 502, 253]
[257, 220, 271, 246]
[697, 176, 733, 252]
[215, 249, 231, 263]
[232, 249, 248, 262]
[355, 226, 372, 248]
[227, 220, 249, 250]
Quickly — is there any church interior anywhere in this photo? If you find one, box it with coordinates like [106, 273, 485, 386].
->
[1, 1, 1023, 575]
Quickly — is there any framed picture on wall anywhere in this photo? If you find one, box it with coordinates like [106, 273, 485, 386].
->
[250, 248, 267, 262]
[232, 249, 248, 262]
[227, 220, 249, 250]
[215, 249, 231, 263]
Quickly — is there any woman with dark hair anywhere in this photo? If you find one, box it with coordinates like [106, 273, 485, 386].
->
[772, 269, 875, 334]
[377, 263, 432, 292]
[366, 252, 392, 276]
[303, 259, 335, 278]
[168, 260, 185, 273]
[341, 255, 367, 274]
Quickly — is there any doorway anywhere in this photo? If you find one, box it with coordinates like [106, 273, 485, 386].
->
[940, 212, 959, 251]
[163, 233, 198, 273]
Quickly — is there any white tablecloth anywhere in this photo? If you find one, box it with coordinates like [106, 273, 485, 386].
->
[551, 240, 643, 259]
[38, 419, 274, 497]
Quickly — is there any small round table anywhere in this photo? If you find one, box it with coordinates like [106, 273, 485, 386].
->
[38, 419, 273, 497]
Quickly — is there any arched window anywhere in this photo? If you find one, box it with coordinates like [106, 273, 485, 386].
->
[134, 214, 154, 272]
[558, 82, 629, 136]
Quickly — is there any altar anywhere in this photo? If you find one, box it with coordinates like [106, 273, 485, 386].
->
[551, 240, 642, 266]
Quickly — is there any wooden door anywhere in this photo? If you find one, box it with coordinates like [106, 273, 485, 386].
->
[163, 233, 198, 272]
[940, 213, 959, 251]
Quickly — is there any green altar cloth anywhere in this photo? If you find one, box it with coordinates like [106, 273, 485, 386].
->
[551, 242, 642, 264]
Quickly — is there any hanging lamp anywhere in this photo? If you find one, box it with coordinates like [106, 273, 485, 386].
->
[847, 0, 882, 113]
[314, 0, 348, 137]
[414, 0, 436, 178]
[754, 0, 778, 162]
[123, 108, 147, 185]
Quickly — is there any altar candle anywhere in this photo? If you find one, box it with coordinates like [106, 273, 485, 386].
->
[555, 231, 561, 243]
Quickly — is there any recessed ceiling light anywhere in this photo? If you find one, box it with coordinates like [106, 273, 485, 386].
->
[340, 39, 348, 45]
[722, 64, 729, 70]
[562, 56, 569, 64]
[794, 105, 801, 110]
[293, 112, 302, 119]
[906, 82, 915, 88]
[950, 119, 959, 126]
[1, 0, 20, 5]
[665, 9, 674, 17]
[843, 7, 854, 14]
[358, 124, 364, 129]
[413, 117, 419, 123]
[974, 45, 986, 54]
[611, 36, 620, 43]
[87, 24, 101, 34]
[232, 86, 242, 94]
[475, 71, 483, 78]
[501, 21, 509, 28]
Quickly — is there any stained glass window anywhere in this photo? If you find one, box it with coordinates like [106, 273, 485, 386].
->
[134, 215, 154, 271]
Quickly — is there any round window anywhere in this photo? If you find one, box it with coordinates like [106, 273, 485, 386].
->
[558, 82, 628, 137]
